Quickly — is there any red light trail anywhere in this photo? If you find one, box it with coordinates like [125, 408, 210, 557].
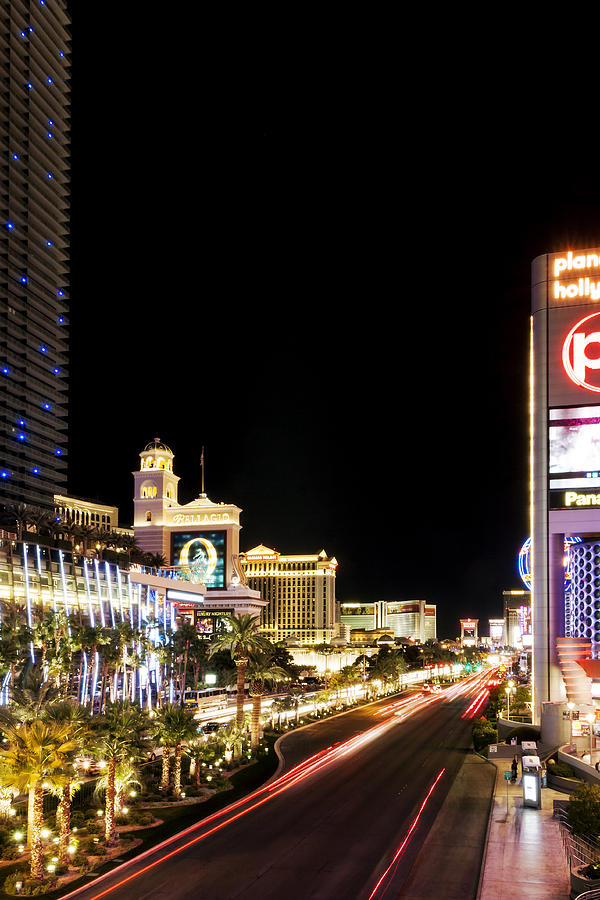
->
[367, 768, 446, 899]
[63, 669, 498, 900]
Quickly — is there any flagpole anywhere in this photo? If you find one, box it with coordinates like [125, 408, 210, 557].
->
[201, 447, 205, 495]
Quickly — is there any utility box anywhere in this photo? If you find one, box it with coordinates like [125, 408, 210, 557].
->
[522, 755, 542, 809]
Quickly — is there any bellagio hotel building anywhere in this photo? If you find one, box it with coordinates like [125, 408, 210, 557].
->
[239, 545, 338, 644]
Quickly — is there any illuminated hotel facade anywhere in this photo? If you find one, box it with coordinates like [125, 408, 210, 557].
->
[339, 600, 436, 643]
[0, 536, 206, 705]
[502, 589, 531, 649]
[239, 545, 338, 645]
[132, 440, 265, 624]
[531, 246, 600, 720]
[0, 2, 70, 509]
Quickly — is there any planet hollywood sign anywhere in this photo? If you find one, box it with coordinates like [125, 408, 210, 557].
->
[562, 311, 600, 393]
[553, 251, 600, 301]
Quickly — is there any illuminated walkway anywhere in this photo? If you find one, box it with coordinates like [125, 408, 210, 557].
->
[477, 759, 569, 900]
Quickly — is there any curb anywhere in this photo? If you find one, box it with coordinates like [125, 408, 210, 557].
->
[474, 752, 500, 900]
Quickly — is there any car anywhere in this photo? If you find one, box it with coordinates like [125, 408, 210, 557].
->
[431, 684, 442, 693]
[422, 684, 432, 693]
[201, 722, 223, 734]
[74, 755, 103, 775]
[146, 746, 164, 761]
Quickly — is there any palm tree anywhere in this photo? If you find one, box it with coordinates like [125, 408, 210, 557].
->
[210, 614, 270, 729]
[0, 602, 33, 692]
[9, 666, 60, 722]
[92, 701, 150, 845]
[27, 506, 56, 542]
[0, 719, 76, 879]
[3, 501, 32, 540]
[43, 700, 90, 864]
[185, 737, 207, 787]
[143, 552, 166, 570]
[72, 523, 97, 556]
[95, 759, 142, 816]
[73, 623, 111, 709]
[247, 651, 287, 748]
[173, 623, 198, 704]
[153, 703, 197, 796]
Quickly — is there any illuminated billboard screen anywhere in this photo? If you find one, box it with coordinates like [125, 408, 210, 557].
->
[549, 406, 600, 489]
[196, 609, 233, 637]
[171, 531, 226, 590]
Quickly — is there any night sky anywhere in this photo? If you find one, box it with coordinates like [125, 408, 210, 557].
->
[64, 8, 600, 639]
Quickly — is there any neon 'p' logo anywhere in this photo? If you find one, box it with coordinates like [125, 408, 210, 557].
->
[563, 312, 600, 392]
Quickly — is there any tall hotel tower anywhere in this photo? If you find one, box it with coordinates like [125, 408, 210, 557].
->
[0, 2, 70, 508]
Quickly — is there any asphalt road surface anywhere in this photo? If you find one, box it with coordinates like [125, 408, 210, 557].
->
[65, 675, 492, 900]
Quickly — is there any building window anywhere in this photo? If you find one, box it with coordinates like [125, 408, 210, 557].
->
[146, 511, 152, 522]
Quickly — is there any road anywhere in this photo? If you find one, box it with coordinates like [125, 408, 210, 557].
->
[65, 673, 494, 900]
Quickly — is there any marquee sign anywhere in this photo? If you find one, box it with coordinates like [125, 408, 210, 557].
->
[562, 312, 600, 393]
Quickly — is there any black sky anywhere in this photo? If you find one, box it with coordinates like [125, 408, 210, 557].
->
[63, 8, 600, 639]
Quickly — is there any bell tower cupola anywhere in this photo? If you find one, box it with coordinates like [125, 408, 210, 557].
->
[133, 439, 180, 543]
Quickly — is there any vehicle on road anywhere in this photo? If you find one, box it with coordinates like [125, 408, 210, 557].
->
[74, 755, 103, 775]
[184, 688, 228, 717]
[146, 746, 164, 761]
[201, 722, 224, 734]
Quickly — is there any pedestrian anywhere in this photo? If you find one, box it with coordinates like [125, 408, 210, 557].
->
[511, 756, 518, 782]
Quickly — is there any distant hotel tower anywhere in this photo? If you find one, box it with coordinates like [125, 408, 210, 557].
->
[240, 545, 338, 644]
[0, 2, 70, 508]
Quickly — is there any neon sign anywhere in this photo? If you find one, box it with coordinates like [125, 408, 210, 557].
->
[562, 312, 600, 392]
[552, 251, 600, 302]
[554, 251, 600, 277]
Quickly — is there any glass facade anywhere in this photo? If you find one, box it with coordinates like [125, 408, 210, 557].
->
[0, 2, 71, 507]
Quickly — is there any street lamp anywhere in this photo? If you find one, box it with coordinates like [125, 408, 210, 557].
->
[586, 712, 596, 767]
[505, 682, 515, 720]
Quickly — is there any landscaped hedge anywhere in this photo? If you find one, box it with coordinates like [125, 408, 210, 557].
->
[503, 725, 540, 745]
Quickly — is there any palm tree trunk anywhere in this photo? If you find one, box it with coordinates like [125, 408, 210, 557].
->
[181, 648, 189, 705]
[30, 784, 44, 880]
[27, 785, 35, 847]
[161, 746, 171, 792]
[58, 782, 70, 864]
[105, 758, 117, 845]
[235, 658, 247, 729]
[250, 693, 261, 748]
[173, 744, 182, 797]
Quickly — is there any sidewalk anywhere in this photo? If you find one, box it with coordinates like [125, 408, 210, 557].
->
[477, 759, 570, 900]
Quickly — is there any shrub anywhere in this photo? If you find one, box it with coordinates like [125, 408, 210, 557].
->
[3, 871, 57, 895]
[568, 783, 600, 837]
[85, 818, 102, 834]
[472, 718, 498, 752]
[547, 760, 579, 779]
[504, 725, 540, 745]
[581, 862, 600, 880]
[136, 812, 154, 826]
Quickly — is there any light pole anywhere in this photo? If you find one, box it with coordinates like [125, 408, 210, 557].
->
[505, 681, 515, 720]
[567, 701, 575, 738]
[586, 712, 596, 767]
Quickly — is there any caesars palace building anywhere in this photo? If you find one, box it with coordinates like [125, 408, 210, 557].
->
[532, 245, 600, 721]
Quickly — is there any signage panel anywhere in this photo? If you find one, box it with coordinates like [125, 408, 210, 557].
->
[171, 531, 226, 589]
[549, 307, 600, 406]
[196, 609, 234, 637]
[549, 405, 600, 490]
